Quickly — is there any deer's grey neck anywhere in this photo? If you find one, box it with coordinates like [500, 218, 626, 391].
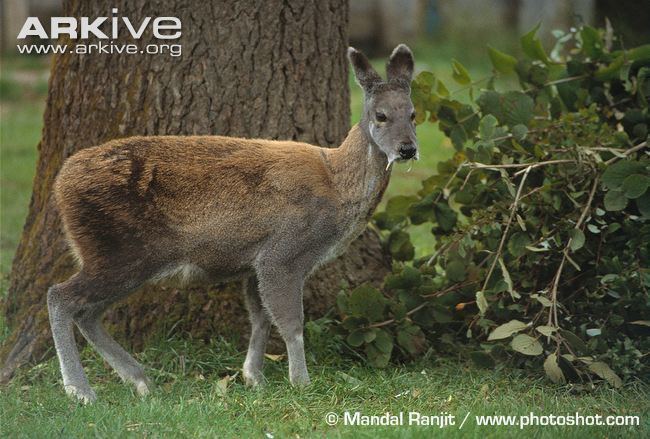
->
[327, 124, 391, 205]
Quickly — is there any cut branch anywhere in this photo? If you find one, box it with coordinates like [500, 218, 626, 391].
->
[604, 141, 647, 165]
[546, 140, 646, 328]
[480, 165, 533, 293]
[366, 282, 475, 329]
[464, 159, 574, 173]
[547, 175, 599, 328]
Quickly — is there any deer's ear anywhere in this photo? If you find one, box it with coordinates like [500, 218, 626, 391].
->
[386, 44, 414, 86]
[348, 47, 382, 92]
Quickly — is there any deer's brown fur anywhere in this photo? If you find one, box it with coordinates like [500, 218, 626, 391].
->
[55, 126, 390, 281]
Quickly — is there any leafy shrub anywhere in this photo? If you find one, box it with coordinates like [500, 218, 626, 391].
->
[336, 24, 650, 387]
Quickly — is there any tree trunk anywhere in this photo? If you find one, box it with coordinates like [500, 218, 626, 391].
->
[0, 0, 389, 383]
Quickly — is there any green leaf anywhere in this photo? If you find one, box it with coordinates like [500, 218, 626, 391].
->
[536, 325, 557, 336]
[476, 291, 488, 315]
[434, 202, 457, 231]
[397, 324, 426, 355]
[512, 124, 528, 141]
[378, 195, 419, 229]
[363, 329, 378, 343]
[477, 91, 534, 126]
[569, 229, 586, 251]
[346, 330, 365, 347]
[602, 160, 646, 189]
[604, 189, 628, 211]
[479, 114, 498, 140]
[589, 362, 623, 388]
[455, 187, 474, 204]
[373, 212, 398, 231]
[450, 124, 468, 150]
[502, 91, 535, 126]
[384, 266, 422, 290]
[498, 257, 519, 299]
[580, 25, 603, 59]
[431, 306, 453, 324]
[477, 91, 501, 121]
[451, 59, 471, 85]
[408, 194, 436, 225]
[544, 353, 566, 384]
[470, 351, 495, 368]
[487, 45, 517, 74]
[347, 285, 386, 322]
[508, 232, 531, 257]
[532, 294, 553, 307]
[559, 329, 588, 354]
[373, 329, 394, 354]
[388, 230, 415, 261]
[446, 260, 466, 283]
[622, 174, 649, 199]
[342, 316, 364, 330]
[587, 224, 601, 234]
[521, 23, 550, 64]
[437, 80, 450, 97]
[385, 195, 419, 217]
[511, 334, 543, 356]
[413, 71, 436, 89]
[637, 191, 650, 217]
[365, 343, 391, 368]
[488, 319, 529, 341]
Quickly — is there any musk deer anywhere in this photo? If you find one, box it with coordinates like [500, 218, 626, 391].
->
[48, 44, 418, 403]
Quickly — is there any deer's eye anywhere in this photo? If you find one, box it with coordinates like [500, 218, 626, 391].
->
[410, 112, 416, 121]
[375, 112, 387, 122]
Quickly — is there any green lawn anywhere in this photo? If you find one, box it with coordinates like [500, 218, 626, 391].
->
[1, 47, 648, 438]
[0, 55, 49, 281]
[1, 336, 648, 438]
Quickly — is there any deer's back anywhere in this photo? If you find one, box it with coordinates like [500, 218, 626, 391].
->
[54, 135, 339, 277]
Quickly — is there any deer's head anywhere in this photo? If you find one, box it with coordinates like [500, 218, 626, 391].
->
[348, 44, 418, 166]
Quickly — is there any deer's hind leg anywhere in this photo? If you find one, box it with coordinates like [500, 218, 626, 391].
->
[74, 300, 151, 397]
[48, 272, 102, 404]
[48, 269, 149, 403]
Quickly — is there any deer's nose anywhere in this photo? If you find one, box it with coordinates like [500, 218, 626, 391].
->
[399, 143, 417, 159]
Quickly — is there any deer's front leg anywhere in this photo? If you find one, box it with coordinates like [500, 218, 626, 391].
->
[242, 276, 272, 387]
[254, 266, 310, 386]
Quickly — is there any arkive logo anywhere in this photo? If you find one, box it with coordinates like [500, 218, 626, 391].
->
[17, 8, 181, 40]
[15, 8, 182, 57]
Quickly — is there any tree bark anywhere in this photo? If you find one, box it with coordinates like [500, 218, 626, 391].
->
[1, 0, 389, 383]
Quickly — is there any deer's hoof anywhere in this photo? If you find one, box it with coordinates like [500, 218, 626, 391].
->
[135, 379, 151, 396]
[290, 374, 311, 387]
[243, 368, 266, 388]
[65, 384, 97, 405]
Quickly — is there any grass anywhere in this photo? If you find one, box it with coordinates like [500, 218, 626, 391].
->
[1, 335, 648, 438]
[0, 102, 43, 276]
[0, 55, 48, 280]
[1, 44, 648, 438]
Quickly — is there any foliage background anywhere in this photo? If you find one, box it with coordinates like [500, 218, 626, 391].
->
[335, 23, 649, 387]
